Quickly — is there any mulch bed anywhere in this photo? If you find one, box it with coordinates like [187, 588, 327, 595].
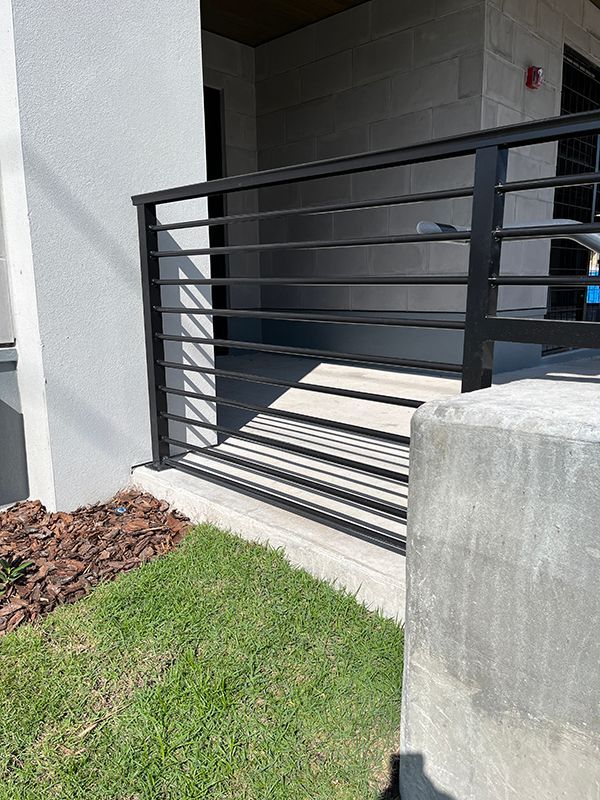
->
[0, 490, 190, 636]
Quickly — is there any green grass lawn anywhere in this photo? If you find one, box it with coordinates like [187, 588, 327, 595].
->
[0, 524, 403, 800]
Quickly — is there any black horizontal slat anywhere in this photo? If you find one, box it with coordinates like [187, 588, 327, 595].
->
[159, 385, 410, 445]
[157, 333, 463, 373]
[483, 316, 600, 348]
[156, 361, 425, 408]
[153, 275, 470, 286]
[163, 457, 407, 553]
[496, 221, 600, 240]
[498, 170, 600, 194]
[161, 412, 408, 483]
[149, 187, 473, 231]
[132, 108, 600, 205]
[150, 229, 470, 258]
[491, 275, 600, 286]
[155, 306, 466, 329]
[163, 437, 406, 518]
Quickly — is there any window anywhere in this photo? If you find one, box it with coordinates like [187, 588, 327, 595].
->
[546, 47, 600, 353]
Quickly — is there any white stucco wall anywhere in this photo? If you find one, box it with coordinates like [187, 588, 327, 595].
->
[0, 189, 14, 346]
[3, 0, 210, 509]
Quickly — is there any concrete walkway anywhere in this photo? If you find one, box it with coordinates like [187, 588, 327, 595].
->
[133, 351, 600, 620]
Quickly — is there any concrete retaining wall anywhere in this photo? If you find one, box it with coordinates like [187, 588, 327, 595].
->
[401, 378, 600, 798]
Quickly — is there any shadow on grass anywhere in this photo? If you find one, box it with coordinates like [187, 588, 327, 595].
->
[378, 753, 400, 799]
[379, 753, 456, 799]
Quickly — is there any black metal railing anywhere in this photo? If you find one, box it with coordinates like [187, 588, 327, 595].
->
[133, 109, 600, 553]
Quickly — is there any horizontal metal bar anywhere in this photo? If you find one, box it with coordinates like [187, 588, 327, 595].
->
[163, 457, 406, 553]
[498, 170, 600, 194]
[159, 385, 410, 446]
[163, 437, 406, 518]
[157, 361, 425, 408]
[151, 230, 470, 258]
[161, 412, 408, 483]
[149, 187, 474, 232]
[483, 315, 600, 348]
[154, 275, 470, 286]
[496, 221, 600, 240]
[491, 275, 600, 286]
[157, 334, 463, 373]
[132, 109, 600, 205]
[155, 306, 466, 329]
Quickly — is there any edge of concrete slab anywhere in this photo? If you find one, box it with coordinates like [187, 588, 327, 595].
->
[132, 464, 405, 621]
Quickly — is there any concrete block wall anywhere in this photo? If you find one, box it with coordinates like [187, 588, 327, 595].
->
[201, 31, 262, 328]
[484, 0, 600, 318]
[254, 0, 486, 353]
[202, 31, 257, 178]
[199, 0, 600, 368]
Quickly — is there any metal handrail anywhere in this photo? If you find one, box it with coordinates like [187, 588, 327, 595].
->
[133, 109, 600, 551]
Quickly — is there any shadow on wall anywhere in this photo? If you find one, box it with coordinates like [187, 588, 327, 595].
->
[0, 396, 29, 506]
[379, 753, 456, 800]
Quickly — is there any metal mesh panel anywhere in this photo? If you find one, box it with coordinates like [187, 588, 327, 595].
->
[547, 47, 600, 348]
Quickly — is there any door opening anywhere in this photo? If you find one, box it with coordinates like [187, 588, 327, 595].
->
[204, 85, 229, 351]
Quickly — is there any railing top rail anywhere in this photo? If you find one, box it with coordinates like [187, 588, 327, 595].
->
[132, 108, 600, 206]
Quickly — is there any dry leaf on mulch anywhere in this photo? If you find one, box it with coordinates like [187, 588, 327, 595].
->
[0, 490, 190, 636]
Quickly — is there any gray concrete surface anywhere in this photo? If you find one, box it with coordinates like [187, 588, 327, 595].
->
[401, 374, 600, 799]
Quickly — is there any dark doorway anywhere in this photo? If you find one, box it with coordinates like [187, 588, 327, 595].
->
[204, 85, 229, 351]
[547, 47, 600, 351]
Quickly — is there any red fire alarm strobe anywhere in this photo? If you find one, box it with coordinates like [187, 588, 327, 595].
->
[526, 65, 544, 89]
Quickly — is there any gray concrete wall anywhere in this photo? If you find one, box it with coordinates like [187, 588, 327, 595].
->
[198, 3, 600, 373]
[199, 0, 600, 371]
[484, 0, 600, 338]
[255, 0, 485, 344]
[401, 378, 600, 799]
[201, 31, 261, 331]
[248, 0, 566, 369]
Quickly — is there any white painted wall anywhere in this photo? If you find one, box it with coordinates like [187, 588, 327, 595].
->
[0, 2, 54, 504]
[3, 0, 210, 509]
[0, 191, 14, 346]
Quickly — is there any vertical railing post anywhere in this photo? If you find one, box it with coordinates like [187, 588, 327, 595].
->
[462, 145, 508, 392]
[137, 202, 170, 468]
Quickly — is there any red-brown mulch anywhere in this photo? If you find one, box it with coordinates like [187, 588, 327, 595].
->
[0, 490, 190, 636]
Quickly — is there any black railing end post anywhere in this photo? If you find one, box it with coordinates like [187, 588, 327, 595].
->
[137, 202, 170, 467]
